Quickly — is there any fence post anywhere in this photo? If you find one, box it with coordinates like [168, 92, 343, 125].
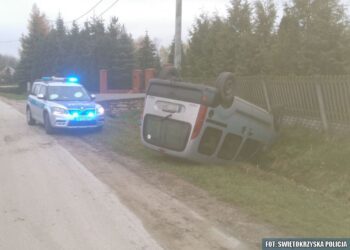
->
[262, 78, 271, 112]
[99, 69, 108, 94]
[315, 82, 329, 131]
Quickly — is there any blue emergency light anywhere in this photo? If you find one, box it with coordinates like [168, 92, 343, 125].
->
[41, 77, 53, 81]
[40, 76, 79, 83]
[67, 77, 79, 83]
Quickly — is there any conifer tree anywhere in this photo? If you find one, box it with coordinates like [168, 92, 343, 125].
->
[251, 0, 277, 74]
[135, 32, 160, 71]
[15, 4, 50, 89]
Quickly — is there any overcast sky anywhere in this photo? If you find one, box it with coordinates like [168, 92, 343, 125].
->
[0, 0, 348, 58]
[0, 0, 232, 57]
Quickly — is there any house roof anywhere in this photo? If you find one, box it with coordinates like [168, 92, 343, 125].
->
[0, 66, 15, 76]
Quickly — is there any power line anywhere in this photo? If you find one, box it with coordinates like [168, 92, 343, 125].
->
[97, 0, 120, 18]
[70, 0, 105, 22]
[0, 0, 120, 43]
[48, 0, 105, 23]
[48, 0, 121, 24]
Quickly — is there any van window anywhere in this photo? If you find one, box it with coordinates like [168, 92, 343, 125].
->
[237, 139, 262, 161]
[198, 127, 222, 156]
[148, 84, 202, 104]
[143, 115, 191, 152]
[218, 133, 243, 160]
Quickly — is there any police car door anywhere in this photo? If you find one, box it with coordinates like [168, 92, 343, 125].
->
[28, 84, 40, 120]
[32, 84, 46, 121]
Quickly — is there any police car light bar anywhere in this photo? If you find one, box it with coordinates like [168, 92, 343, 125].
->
[41, 77, 54, 81]
[41, 76, 79, 83]
[67, 77, 79, 83]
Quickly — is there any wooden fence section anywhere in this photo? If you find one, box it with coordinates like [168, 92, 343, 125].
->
[236, 75, 350, 130]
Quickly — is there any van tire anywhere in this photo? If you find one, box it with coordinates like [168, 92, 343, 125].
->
[215, 72, 236, 108]
[158, 67, 180, 81]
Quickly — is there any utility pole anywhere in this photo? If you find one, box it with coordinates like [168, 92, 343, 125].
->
[174, 0, 182, 71]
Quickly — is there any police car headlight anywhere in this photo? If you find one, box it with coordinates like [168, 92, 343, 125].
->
[52, 107, 68, 116]
[96, 105, 104, 115]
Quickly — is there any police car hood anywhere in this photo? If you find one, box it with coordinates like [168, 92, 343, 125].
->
[55, 101, 96, 110]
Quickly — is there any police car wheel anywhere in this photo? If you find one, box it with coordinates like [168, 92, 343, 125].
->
[26, 108, 35, 126]
[44, 113, 54, 134]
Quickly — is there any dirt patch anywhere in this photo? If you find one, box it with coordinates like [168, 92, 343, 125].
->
[55, 132, 281, 250]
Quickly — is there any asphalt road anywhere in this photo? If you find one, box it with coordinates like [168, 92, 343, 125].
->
[0, 100, 162, 250]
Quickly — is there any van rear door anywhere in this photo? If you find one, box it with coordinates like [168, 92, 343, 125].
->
[143, 115, 192, 151]
[143, 82, 205, 151]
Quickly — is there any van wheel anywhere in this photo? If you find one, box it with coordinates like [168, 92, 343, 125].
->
[44, 113, 54, 134]
[158, 66, 180, 81]
[215, 72, 236, 108]
[26, 107, 35, 125]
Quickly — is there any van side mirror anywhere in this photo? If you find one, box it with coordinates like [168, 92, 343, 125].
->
[37, 94, 45, 99]
[90, 94, 96, 100]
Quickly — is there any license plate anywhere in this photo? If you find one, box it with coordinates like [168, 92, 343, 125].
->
[76, 116, 91, 121]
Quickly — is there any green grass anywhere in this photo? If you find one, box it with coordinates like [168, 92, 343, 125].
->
[0, 92, 26, 100]
[258, 128, 350, 201]
[94, 111, 350, 236]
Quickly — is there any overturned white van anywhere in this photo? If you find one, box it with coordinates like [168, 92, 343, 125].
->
[141, 72, 280, 163]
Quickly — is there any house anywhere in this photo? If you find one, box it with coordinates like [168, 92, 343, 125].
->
[0, 66, 15, 84]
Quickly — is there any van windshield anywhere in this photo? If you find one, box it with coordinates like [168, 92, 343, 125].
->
[148, 83, 202, 104]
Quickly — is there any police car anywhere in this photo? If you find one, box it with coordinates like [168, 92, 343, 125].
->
[26, 77, 105, 134]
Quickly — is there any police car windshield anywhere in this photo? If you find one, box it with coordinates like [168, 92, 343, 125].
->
[48, 86, 91, 101]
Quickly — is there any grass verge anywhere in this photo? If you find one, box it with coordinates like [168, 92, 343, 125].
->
[0, 92, 26, 100]
[93, 111, 350, 236]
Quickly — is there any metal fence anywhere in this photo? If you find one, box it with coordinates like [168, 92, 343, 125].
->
[235, 75, 350, 131]
[185, 75, 350, 131]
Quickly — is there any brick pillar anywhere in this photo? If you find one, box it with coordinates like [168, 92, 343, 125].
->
[100, 69, 108, 94]
[144, 68, 156, 91]
[132, 69, 143, 93]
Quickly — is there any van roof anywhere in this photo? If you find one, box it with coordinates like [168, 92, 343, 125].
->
[149, 79, 217, 93]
